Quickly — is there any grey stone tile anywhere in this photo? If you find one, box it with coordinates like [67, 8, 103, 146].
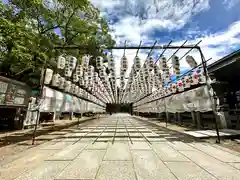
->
[116, 132, 128, 136]
[167, 141, 196, 151]
[132, 150, 177, 180]
[104, 142, 131, 160]
[96, 161, 136, 180]
[56, 150, 105, 179]
[152, 142, 190, 162]
[14, 161, 70, 180]
[86, 142, 109, 150]
[165, 161, 217, 180]
[46, 143, 87, 161]
[40, 141, 73, 150]
[148, 138, 167, 142]
[102, 132, 115, 136]
[181, 150, 240, 179]
[0, 149, 57, 180]
[229, 163, 240, 170]
[189, 142, 240, 162]
[129, 132, 142, 136]
[129, 141, 151, 150]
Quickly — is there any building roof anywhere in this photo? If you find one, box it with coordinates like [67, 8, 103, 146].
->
[207, 49, 240, 73]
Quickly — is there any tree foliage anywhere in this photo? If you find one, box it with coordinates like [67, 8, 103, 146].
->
[0, 0, 115, 88]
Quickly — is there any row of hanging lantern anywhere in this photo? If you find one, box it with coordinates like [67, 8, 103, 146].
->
[119, 52, 206, 107]
[43, 54, 111, 108]
[134, 55, 207, 108]
[96, 54, 115, 103]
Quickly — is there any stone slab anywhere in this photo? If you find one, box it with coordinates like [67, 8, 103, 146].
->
[167, 141, 196, 151]
[229, 163, 240, 170]
[86, 142, 109, 150]
[129, 141, 151, 150]
[131, 150, 177, 180]
[40, 141, 73, 150]
[46, 143, 87, 161]
[96, 161, 136, 180]
[0, 149, 57, 180]
[165, 161, 217, 180]
[56, 150, 105, 179]
[189, 142, 240, 163]
[152, 142, 190, 162]
[181, 150, 240, 179]
[104, 142, 131, 160]
[14, 161, 70, 180]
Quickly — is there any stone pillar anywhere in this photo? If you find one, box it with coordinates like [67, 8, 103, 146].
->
[196, 111, 202, 129]
[191, 111, 196, 127]
[174, 113, 177, 124]
[177, 113, 182, 125]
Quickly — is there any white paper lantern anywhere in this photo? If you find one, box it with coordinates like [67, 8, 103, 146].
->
[73, 73, 79, 82]
[64, 58, 72, 77]
[108, 55, 115, 70]
[52, 74, 60, 87]
[66, 55, 77, 70]
[121, 56, 128, 71]
[75, 65, 83, 77]
[134, 56, 141, 71]
[184, 75, 191, 88]
[96, 56, 103, 70]
[44, 68, 53, 85]
[57, 55, 66, 69]
[65, 81, 71, 92]
[192, 71, 199, 85]
[172, 55, 180, 76]
[71, 84, 76, 94]
[147, 57, 154, 71]
[159, 56, 167, 70]
[59, 77, 65, 89]
[75, 86, 79, 96]
[186, 55, 198, 68]
[177, 80, 184, 92]
[82, 55, 90, 71]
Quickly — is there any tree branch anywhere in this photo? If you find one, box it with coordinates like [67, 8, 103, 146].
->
[64, 7, 78, 44]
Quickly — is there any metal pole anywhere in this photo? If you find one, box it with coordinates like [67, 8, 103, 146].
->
[163, 97, 168, 127]
[198, 48, 220, 143]
[32, 62, 47, 145]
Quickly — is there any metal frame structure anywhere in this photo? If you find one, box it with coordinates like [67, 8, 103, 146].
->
[53, 41, 221, 143]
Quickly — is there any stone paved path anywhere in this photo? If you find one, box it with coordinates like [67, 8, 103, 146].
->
[1, 114, 240, 180]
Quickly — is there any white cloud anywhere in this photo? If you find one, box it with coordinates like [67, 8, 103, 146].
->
[223, 0, 240, 9]
[91, 0, 240, 79]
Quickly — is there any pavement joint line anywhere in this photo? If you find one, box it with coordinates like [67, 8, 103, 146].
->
[128, 140, 138, 180]
[166, 142, 221, 180]
[133, 116, 199, 142]
[187, 143, 240, 164]
[128, 118, 152, 145]
[92, 125, 108, 144]
[125, 124, 133, 144]
[111, 118, 119, 144]
[150, 141, 181, 180]
[72, 123, 102, 145]
[94, 140, 109, 180]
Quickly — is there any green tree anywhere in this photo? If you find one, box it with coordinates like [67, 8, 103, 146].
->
[0, 0, 115, 88]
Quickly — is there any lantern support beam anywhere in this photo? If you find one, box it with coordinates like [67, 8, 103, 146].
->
[168, 40, 202, 70]
[166, 40, 188, 63]
[54, 44, 201, 50]
[133, 57, 213, 106]
[155, 40, 172, 64]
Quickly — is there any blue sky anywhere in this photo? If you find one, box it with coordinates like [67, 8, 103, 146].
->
[91, 0, 240, 77]
[2, 0, 240, 77]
